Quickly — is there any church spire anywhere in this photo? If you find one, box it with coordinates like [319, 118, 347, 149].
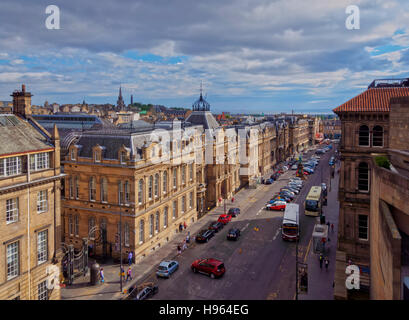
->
[116, 85, 125, 111]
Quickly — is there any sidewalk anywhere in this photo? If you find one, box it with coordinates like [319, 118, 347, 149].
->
[299, 159, 340, 300]
[61, 167, 289, 300]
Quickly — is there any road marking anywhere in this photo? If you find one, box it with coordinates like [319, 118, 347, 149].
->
[241, 223, 249, 232]
[272, 227, 281, 240]
[256, 208, 263, 216]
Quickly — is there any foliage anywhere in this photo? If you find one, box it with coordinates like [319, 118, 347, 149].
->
[374, 156, 390, 169]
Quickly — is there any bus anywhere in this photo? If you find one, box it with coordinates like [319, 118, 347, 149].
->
[282, 203, 300, 241]
[304, 186, 323, 216]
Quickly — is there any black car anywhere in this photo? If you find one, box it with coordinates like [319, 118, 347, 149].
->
[196, 229, 216, 243]
[130, 284, 159, 300]
[279, 192, 294, 200]
[208, 221, 224, 232]
[271, 173, 280, 180]
[227, 228, 241, 241]
[228, 208, 241, 217]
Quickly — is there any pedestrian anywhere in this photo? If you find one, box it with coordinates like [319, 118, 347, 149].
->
[186, 232, 190, 244]
[126, 267, 132, 282]
[179, 223, 183, 232]
[319, 254, 323, 269]
[128, 251, 133, 266]
[120, 266, 125, 282]
[326, 221, 330, 230]
[331, 223, 334, 232]
[183, 221, 187, 230]
[182, 239, 187, 251]
[325, 257, 330, 271]
[177, 245, 181, 255]
[100, 267, 105, 283]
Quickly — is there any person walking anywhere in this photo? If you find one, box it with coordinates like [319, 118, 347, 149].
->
[179, 224, 183, 232]
[182, 240, 187, 251]
[325, 257, 330, 271]
[120, 266, 125, 282]
[331, 223, 334, 233]
[177, 245, 182, 255]
[186, 232, 190, 244]
[319, 254, 323, 269]
[183, 221, 187, 230]
[100, 267, 105, 283]
[126, 267, 132, 282]
[128, 251, 133, 266]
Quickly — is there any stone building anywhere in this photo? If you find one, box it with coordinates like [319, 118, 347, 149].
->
[288, 117, 310, 155]
[0, 85, 63, 300]
[333, 78, 409, 299]
[323, 118, 341, 139]
[369, 96, 409, 300]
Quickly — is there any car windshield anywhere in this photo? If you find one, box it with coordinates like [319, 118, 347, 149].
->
[217, 264, 224, 270]
[158, 266, 167, 271]
[305, 200, 318, 211]
[283, 224, 297, 235]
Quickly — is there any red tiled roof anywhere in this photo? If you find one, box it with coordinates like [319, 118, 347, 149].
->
[333, 87, 409, 113]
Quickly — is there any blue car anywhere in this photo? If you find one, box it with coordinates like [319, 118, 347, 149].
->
[264, 178, 274, 184]
[156, 260, 179, 278]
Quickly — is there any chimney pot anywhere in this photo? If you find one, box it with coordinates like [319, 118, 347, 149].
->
[22, 84, 26, 92]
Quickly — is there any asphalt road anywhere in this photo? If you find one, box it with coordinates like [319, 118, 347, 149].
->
[144, 145, 337, 300]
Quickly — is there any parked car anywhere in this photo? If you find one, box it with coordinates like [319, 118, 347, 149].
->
[191, 258, 226, 279]
[304, 167, 314, 174]
[218, 214, 232, 225]
[195, 229, 216, 243]
[282, 166, 289, 171]
[266, 201, 287, 211]
[291, 164, 298, 170]
[156, 260, 179, 278]
[228, 207, 241, 217]
[227, 228, 241, 241]
[271, 173, 280, 180]
[315, 149, 325, 155]
[132, 284, 159, 300]
[208, 221, 224, 232]
[283, 187, 299, 194]
[280, 189, 295, 196]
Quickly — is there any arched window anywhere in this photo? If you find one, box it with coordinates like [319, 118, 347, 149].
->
[182, 166, 186, 184]
[189, 163, 193, 181]
[138, 179, 143, 204]
[150, 214, 154, 236]
[181, 195, 186, 213]
[173, 168, 177, 189]
[101, 177, 108, 202]
[172, 200, 177, 219]
[88, 217, 96, 240]
[358, 125, 369, 146]
[164, 207, 168, 228]
[155, 211, 160, 233]
[139, 220, 145, 243]
[163, 171, 168, 194]
[372, 126, 383, 147]
[89, 177, 96, 201]
[154, 174, 159, 197]
[358, 162, 369, 191]
[148, 176, 153, 200]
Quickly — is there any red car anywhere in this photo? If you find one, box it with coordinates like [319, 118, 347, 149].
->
[217, 214, 232, 224]
[266, 201, 287, 211]
[191, 258, 225, 278]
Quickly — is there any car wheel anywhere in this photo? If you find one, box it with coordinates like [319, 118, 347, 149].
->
[192, 267, 197, 273]
[210, 273, 215, 279]
[281, 208, 284, 211]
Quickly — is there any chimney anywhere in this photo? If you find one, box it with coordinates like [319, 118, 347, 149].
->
[11, 84, 32, 117]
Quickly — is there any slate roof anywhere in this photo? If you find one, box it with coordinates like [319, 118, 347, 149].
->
[333, 87, 409, 113]
[185, 111, 219, 130]
[0, 114, 52, 156]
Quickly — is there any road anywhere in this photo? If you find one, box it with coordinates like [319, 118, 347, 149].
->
[140, 145, 337, 300]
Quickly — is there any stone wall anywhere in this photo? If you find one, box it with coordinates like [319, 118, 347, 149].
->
[389, 96, 409, 151]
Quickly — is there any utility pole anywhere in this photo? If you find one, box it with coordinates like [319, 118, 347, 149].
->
[119, 203, 123, 293]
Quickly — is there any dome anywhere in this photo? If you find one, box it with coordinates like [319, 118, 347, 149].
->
[192, 93, 210, 111]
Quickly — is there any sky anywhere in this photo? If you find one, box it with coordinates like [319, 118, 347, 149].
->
[0, 0, 409, 114]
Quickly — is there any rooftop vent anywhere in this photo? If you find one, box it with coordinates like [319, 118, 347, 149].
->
[368, 78, 409, 89]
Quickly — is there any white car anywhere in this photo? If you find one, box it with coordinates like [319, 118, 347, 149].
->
[282, 166, 289, 171]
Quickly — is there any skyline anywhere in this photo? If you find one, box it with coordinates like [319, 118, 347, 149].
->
[1, 0, 409, 113]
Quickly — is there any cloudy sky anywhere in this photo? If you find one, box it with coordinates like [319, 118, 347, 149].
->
[1, 0, 409, 113]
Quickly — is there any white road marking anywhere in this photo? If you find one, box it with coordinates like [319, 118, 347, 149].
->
[256, 208, 263, 216]
[241, 223, 249, 232]
[272, 227, 281, 240]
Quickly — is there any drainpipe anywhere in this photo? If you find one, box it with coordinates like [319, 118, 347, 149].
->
[27, 154, 31, 300]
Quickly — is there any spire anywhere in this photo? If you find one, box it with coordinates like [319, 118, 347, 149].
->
[200, 80, 203, 98]
[117, 85, 125, 111]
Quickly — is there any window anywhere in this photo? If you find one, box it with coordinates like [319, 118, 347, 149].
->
[148, 176, 153, 200]
[189, 163, 193, 181]
[372, 126, 383, 147]
[154, 174, 159, 197]
[37, 230, 48, 265]
[68, 215, 73, 236]
[0, 157, 22, 177]
[164, 207, 168, 228]
[189, 192, 193, 209]
[358, 125, 369, 146]
[182, 166, 186, 184]
[69, 177, 73, 199]
[124, 222, 130, 246]
[172, 201, 177, 219]
[89, 177, 96, 201]
[155, 211, 160, 233]
[118, 181, 124, 204]
[6, 198, 18, 224]
[30, 153, 49, 171]
[124, 181, 130, 203]
[150, 214, 154, 237]
[101, 177, 108, 202]
[94, 150, 101, 162]
[120, 151, 126, 164]
[38, 280, 48, 300]
[100, 218, 107, 241]
[163, 171, 168, 193]
[88, 217, 96, 240]
[74, 215, 79, 236]
[37, 190, 48, 213]
[358, 215, 368, 240]
[70, 148, 76, 161]
[7, 241, 19, 280]
[75, 176, 79, 199]
[173, 168, 177, 189]
[358, 162, 369, 191]
[181, 196, 186, 213]
[138, 179, 144, 204]
[139, 220, 145, 243]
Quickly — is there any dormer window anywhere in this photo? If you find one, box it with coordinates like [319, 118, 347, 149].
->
[151, 146, 156, 158]
[94, 150, 101, 162]
[120, 151, 127, 164]
[70, 148, 76, 161]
